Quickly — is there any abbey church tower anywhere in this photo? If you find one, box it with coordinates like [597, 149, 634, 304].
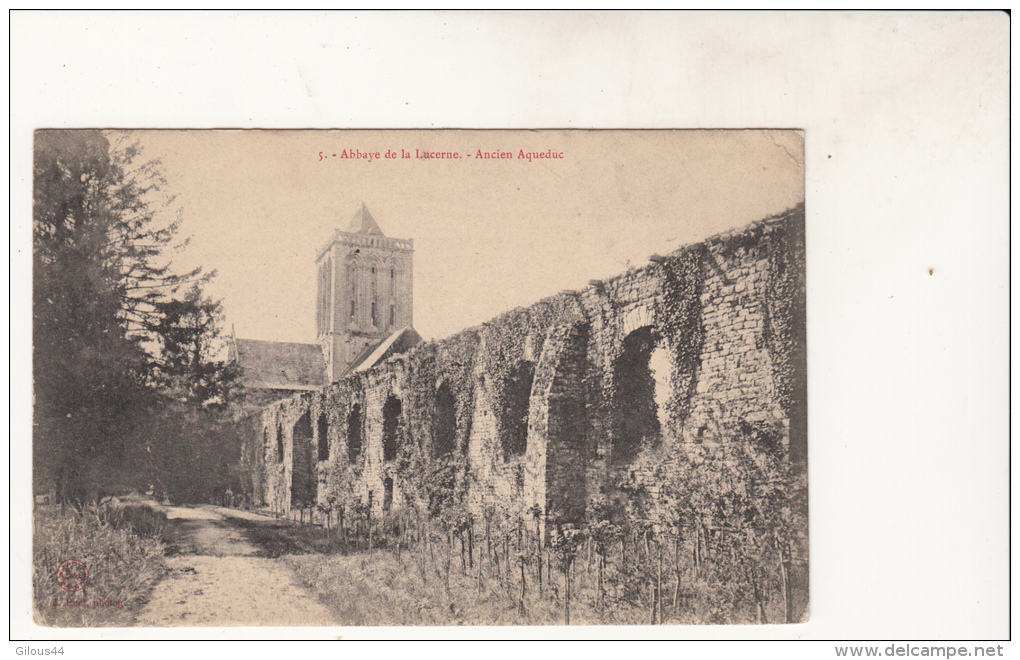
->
[316, 203, 414, 383]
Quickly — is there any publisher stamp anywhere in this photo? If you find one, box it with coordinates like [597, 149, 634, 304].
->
[54, 559, 89, 593]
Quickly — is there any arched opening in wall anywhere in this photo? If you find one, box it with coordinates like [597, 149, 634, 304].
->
[347, 404, 363, 463]
[649, 345, 673, 435]
[501, 362, 535, 458]
[276, 422, 284, 463]
[294, 411, 312, 445]
[383, 476, 394, 511]
[612, 326, 662, 464]
[317, 412, 329, 462]
[383, 396, 402, 462]
[433, 382, 457, 457]
[292, 411, 315, 505]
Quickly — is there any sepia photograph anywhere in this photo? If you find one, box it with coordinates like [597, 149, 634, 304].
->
[31, 129, 807, 627]
[13, 9, 1011, 647]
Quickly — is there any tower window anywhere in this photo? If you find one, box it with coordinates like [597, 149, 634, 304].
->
[347, 261, 357, 322]
[389, 303, 395, 327]
[371, 266, 378, 326]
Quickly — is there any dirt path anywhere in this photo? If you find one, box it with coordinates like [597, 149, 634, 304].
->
[136, 505, 337, 627]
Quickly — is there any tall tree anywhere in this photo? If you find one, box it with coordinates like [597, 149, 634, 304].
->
[146, 284, 239, 407]
[33, 130, 216, 502]
[141, 285, 244, 504]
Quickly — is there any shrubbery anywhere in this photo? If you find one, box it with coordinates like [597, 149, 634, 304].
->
[33, 503, 168, 627]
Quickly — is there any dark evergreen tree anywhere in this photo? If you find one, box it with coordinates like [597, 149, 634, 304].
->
[33, 130, 229, 504]
[146, 284, 239, 407]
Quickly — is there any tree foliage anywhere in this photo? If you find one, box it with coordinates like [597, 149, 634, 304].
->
[33, 130, 234, 504]
[145, 284, 239, 407]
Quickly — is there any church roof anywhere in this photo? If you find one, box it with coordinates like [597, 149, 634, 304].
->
[342, 326, 422, 378]
[229, 337, 325, 391]
[345, 202, 385, 236]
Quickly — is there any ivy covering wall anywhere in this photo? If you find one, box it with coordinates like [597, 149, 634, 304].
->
[238, 204, 807, 547]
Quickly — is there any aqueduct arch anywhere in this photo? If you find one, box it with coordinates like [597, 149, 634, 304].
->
[432, 381, 457, 457]
[525, 322, 591, 533]
[382, 395, 402, 462]
[240, 206, 806, 537]
[347, 403, 363, 463]
[612, 325, 662, 464]
[291, 410, 315, 506]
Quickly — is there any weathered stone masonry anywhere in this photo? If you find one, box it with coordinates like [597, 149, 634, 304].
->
[242, 205, 806, 531]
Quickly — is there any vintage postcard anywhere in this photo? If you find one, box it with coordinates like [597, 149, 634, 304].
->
[31, 129, 806, 628]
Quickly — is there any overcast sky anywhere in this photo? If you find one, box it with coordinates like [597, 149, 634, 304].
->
[132, 129, 804, 344]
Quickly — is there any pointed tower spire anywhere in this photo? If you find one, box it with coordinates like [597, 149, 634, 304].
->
[319, 202, 413, 383]
[346, 202, 385, 236]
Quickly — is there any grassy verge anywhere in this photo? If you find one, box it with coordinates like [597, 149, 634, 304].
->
[227, 508, 807, 625]
[281, 546, 654, 626]
[33, 504, 169, 627]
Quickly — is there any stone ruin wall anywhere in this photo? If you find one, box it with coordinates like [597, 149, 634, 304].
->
[247, 205, 807, 528]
